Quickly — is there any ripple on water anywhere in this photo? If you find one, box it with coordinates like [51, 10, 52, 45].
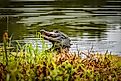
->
[0, 0, 121, 54]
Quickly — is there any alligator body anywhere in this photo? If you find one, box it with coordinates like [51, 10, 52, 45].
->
[40, 30, 71, 53]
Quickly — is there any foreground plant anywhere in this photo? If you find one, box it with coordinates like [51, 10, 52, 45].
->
[0, 32, 121, 81]
[0, 44, 121, 81]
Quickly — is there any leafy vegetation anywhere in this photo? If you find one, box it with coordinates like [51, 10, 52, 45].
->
[0, 32, 121, 81]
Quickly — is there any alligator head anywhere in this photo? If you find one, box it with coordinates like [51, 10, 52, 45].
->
[40, 29, 71, 52]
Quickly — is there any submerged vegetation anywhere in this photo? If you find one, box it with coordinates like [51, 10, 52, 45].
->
[0, 32, 121, 81]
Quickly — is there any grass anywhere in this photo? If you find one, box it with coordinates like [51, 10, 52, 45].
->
[0, 32, 121, 81]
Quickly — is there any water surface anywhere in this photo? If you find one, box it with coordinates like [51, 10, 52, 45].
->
[0, 0, 121, 54]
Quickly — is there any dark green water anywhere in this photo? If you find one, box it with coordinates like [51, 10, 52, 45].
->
[0, 0, 121, 54]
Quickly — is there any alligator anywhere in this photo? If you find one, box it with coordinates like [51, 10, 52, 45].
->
[40, 30, 71, 53]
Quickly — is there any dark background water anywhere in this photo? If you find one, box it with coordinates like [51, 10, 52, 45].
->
[0, 0, 121, 54]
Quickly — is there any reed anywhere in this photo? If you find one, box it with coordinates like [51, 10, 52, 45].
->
[0, 32, 121, 81]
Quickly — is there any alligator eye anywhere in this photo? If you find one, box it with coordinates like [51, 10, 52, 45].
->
[53, 30, 59, 33]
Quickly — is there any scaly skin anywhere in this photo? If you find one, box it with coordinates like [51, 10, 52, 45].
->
[40, 30, 71, 52]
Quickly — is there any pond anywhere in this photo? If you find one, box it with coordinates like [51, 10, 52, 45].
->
[0, 0, 121, 54]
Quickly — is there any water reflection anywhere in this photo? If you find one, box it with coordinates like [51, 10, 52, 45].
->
[0, 0, 10, 7]
[0, 0, 121, 54]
